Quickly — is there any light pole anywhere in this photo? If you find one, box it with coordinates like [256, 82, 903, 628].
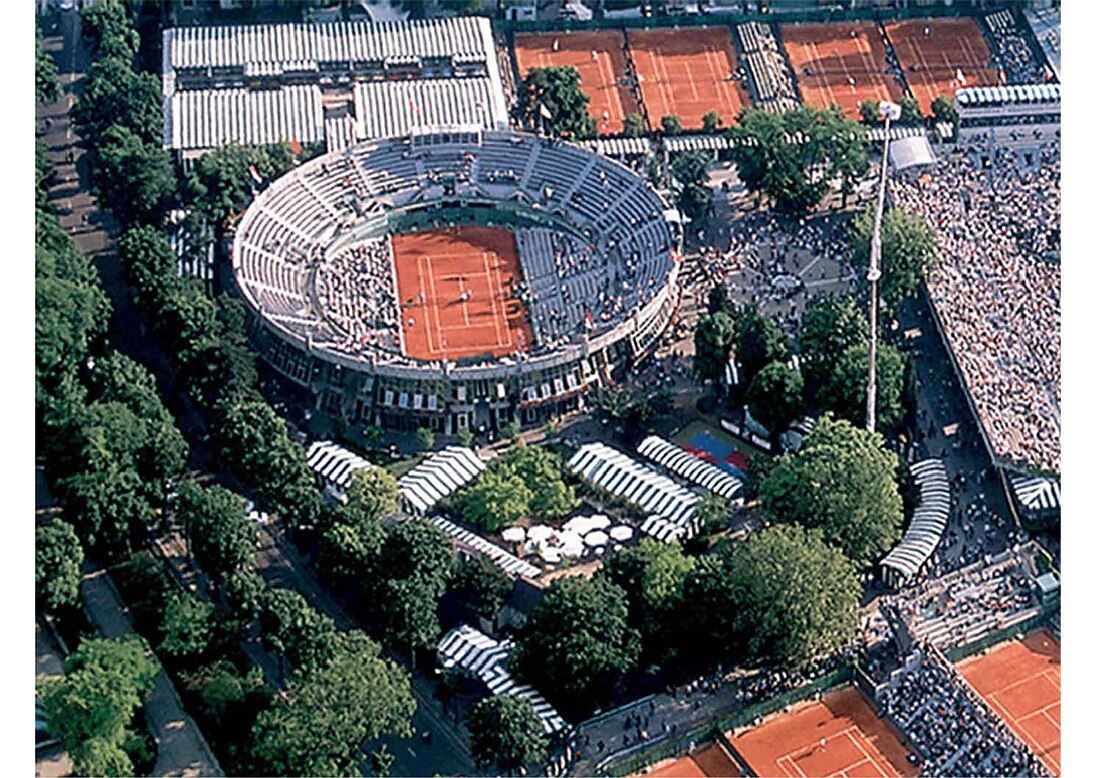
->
[866, 101, 901, 434]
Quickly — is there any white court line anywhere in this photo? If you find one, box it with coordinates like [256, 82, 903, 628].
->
[778, 753, 808, 778]
[419, 254, 442, 355]
[482, 251, 509, 348]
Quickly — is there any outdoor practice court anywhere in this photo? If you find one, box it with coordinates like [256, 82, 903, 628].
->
[673, 420, 752, 480]
[957, 630, 1061, 774]
[885, 19, 1000, 113]
[781, 22, 903, 119]
[514, 31, 639, 135]
[626, 28, 748, 130]
[728, 686, 917, 778]
[647, 741, 742, 778]
[391, 227, 533, 361]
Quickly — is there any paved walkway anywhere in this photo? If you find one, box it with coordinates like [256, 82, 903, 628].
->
[81, 567, 224, 778]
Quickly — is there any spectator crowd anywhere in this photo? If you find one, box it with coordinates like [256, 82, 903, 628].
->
[314, 238, 400, 353]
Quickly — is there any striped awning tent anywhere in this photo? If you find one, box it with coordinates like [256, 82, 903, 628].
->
[568, 442, 700, 541]
[580, 137, 653, 157]
[664, 135, 736, 153]
[879, 459, 950, 588]
[636, 435, 743, 502]
[399, 446, 486, 514]
[306, 440, 374, 491]
[639, 514, 688, 543]
[437, 625, 567, 734]
[430, 516, 541, 579]
[1010, 474, 1061, 512]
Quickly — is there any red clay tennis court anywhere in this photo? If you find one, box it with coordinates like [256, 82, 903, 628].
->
[885, 19, 1001, 114]
[781, 22, 903, 119]
[643, 741, 742, 778]
[626, 27, 748, 130]
[957, 630, 1061, 775]
[391, 227, 533, 361]
[514, 30, 639, 135]
[728, 685, 917, 778]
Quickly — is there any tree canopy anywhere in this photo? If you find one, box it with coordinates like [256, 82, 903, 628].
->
[734, 305, 790, 384]
[36, 25, 61, 105]
[661, 114, 683, 135]
[759, 414, 903, 568]
[931, 95, 958, 125]
[623, 113, 647, 138]
[729, 105, 868, 213]
[259, 588, 337, 672]
[849, 206, 939, 318]
[692, 310, 736, 383]
[186, 142, 298, 225]
[159, 593, 216, 661]
[251, 631, 415, 777]
[671, 151, 712, 219]
[817, 342, 907, 433]
[516, 66, 595, 140]
[176, 480, 257, 586]
[454, 443, 576, 532]
[746, 360, 804, 437]
[467, 696, 548, 772]
[35, 521, 85, 613]
[511, 576, 639, 718]
[798, 294, 869, 386]
[451, 555, 512, 622]
[702, 110, 723, 133]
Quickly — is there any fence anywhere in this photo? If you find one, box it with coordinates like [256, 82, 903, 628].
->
[942, 607, 1056, 664]
[598, 663, 853, 776]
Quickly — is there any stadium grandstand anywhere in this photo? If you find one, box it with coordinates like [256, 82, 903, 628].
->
[955, 84, 1060, 148]
[231, 127, 680, 435]
[161, 18, 509, 159]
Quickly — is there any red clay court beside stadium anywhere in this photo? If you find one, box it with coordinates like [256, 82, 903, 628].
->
[514, 31, 639, 135]
[729, 686, 917, 778]
[885, 19, 1001, 113]
[627, 27, 748, 130]
[781, 22, 902, 119]
[957, 630, 1061, 775]
[391, 227, 533, 362]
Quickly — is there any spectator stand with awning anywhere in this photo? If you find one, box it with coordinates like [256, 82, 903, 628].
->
[636, 435, 743, 504]
[437, 625, 567, 735]
[879, 459, 950, 589]
[306, 439, 374, 499]
[567, 442, 700, 543]
[399, 446, 485, 514]
[1009, 473, 1060, 516]
[430, 515, 542, 579]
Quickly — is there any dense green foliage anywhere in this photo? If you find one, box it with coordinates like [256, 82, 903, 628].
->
[176, 480, 256, 586]
[516, 66, 595, 140]
[798, 294, 869, 386]
[747, 360, 804, 436]
[759, 415, 903, 568]
[454, 443, 577, 532]
[671, 151, 712, 219]
[467, 696, 548, 772]
[35, 521, 85, 613]
[36, 25, 61, 105]
[692, 310, 736, 383]
[159, 593, 216, 661]
[185, 142, 297, 225]
[849, 205, 939, 318]
[817, 343, 907, 433]
[734, 305, 791, 385]
[450, 555, 512, 621]
[623, 113, 647, 138]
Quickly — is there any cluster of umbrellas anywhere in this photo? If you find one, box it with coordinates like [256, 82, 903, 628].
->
[500, 515, 636, 565]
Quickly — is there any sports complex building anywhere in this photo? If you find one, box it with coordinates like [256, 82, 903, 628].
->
[231, 127, 680, 434]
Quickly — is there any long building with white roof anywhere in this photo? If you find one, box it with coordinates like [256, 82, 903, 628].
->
[162, 17, 509, 158]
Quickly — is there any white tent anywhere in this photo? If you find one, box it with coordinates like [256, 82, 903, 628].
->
[400, 446, 486, 514]
[501, 526, 526, 543]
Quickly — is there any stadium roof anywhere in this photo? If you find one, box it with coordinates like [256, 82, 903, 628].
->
[162, 18, 508, 153]
[956, 84, 1060, 108]
[1009, 473, 1060, 513]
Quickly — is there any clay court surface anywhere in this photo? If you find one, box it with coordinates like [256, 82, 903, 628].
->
[957, 630, 1061, 775]
[728, 685, 917, 778]
[514, 31, 640, 135]
[885, 19, 1000, 113]
[781, 22, 903, 119]
[391, 227, 533, 361]
[645, 741, 742, 778]
[627, 28, 748, 130]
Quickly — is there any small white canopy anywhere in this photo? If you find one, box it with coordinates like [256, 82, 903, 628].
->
[563, 516, 595, 535]
[609, 525, 634, 541]
[501, 526, 526, 543]
[588, 515, 611, 530]
[540, 548, 562, 564]
[584, 530, 610, 547]
[889, 135, 935, 173]
[527, 525, 554, 542]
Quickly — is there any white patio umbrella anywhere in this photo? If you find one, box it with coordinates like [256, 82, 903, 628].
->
[609, 525, 634, 541]
[584, 530, 610, 547]
[527, 525, 554, 542]
[501, 526, 526, 543]
[588, 515, 611, 530]
[540, 548, 562, 564]
[563, 516, 594, 535]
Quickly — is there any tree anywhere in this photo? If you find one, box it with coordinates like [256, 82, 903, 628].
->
[623, 113, 647, 138]
[660, 115, 683, 135]
[899, 96, 923, 126]
[453, 467, 533, 533]
[693, 311, 736, 383]
[451, 555, 512, 622]
[798, 294, 868, 387]
[74, 57, 162, 145]
[468, 696, 548, 772]
[159, 593, 215, 661]
[746, 360, 804, 438]
[225, 569, 267, 624]
[729, 105, 867, 213]
[511, 576, 639, 717]
[35, 521, 85, 613]
[759, 415, 903, 568]
[377, 576, 444, 659]
[118, 225, 178, 309]
[36, 25, 61, 105]
[516, 66, 595, 140]
[90, 124, 176, 226]
[80, 0, 139, 59]
[35, 276, 109, 394]
[370, 745, 396, 778]
[346, 467, 402, 525]
[702, 110, 723, 133]
[316, 521, 378, 588]
[415, 426, 436, 451]
[723, 524, 860, 667]
[735, 306, 790, 384]
[599, 538, 693, 665]
[497, 444, 577, 520]
[671, 151, 712, 219]
[694, 492, 732, 536]
[259, 589, 337, 672]
[849, 206, 938, 318]
[706, 283, 733, 316]
[176, 481, 257, 586]
[858, 99, 880, 125]
[456, 427, 475, 447]
[251, 631, 415, 777]
[186, 143, 297, 225]
[678, 552, 742, 669]
[818, 343, 906, 432]
[373, 519, 455, 597]
[37, 635, 157, 778]
[930, 95, 958, 125]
